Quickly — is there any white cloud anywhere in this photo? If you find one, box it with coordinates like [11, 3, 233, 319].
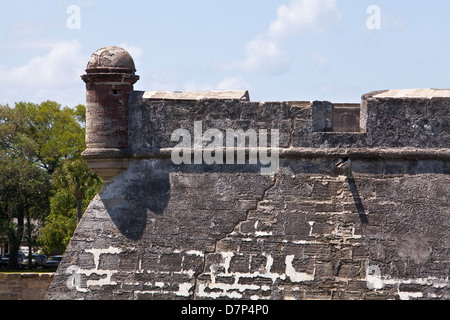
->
[0, 41, 146, 107]
[1, 40, 85, 87]
[145, 69, 251, 94]
[118, 42, 144, 68]
[268, 0, 340, 39]
[183, 79, 215, 92]
[222, 36, 290, 74]
[0, 40, 87, 107]
[222, 0, 340, 74]
[184, 75, 251, 92]
[144, 69, 183, 92]
[216, 75, 250, 91]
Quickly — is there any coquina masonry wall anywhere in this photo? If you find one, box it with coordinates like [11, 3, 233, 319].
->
[46, 47, 449, 300]
[0, 273, 53, 300]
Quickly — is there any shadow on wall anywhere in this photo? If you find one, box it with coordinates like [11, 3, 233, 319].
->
[98, 159, 266, 241]
[97, 156, 445, 241]
[334, 158, 369, 224]
[99, 160, 171, 241]
[346, 173, 369, 224]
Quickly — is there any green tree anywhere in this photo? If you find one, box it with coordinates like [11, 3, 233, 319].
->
[39, 159, 102, 255]
[53, 159, 102, 223]
[0, 157, 50, 269]
[11, 101, 86, 174]
[38, 189, 77, 256]
[0, 101, 99, 266]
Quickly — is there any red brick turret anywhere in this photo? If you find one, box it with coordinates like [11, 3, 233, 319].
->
[81, 46, 139, 179]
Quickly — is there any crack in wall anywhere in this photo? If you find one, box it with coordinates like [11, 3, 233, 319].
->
[190, 103, 291, 299]
[191, 173, 279, 299]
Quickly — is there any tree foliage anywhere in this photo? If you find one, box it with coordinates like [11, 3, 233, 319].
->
[0, 157, 51, 268]
[53, 159, 102, 223]
[9, 101, 86, 173]
[0, 101, 101, 267]
[39, 159, 102, 255]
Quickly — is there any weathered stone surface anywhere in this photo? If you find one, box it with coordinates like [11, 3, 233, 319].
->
[0, 273, 53, 300]
[45, 46, 450, 300]
[85, 46, 137, 73]
[333, 104, 361, 133]
[374, 88, 450, 98]
[142, 90, 250, 101]
[47, 157, 449, 300]
[81, 46, 139, 178]
[361, 91, 449, 148]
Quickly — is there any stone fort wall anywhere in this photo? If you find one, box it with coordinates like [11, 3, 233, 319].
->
[45, 46, 449, 300]
[0, 273, 53, 300]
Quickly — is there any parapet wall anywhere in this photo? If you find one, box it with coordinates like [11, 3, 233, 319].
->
[0, 273, 53, 300]
[129, 89, 449, 150]
[46, 47, 449, 300]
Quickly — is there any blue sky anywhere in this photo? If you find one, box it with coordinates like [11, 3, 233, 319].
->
[1, 0, 450, 107]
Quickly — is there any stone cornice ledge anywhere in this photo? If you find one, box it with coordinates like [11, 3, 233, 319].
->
[82, 148, 132, 159]
[130, 147, 450, 161]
